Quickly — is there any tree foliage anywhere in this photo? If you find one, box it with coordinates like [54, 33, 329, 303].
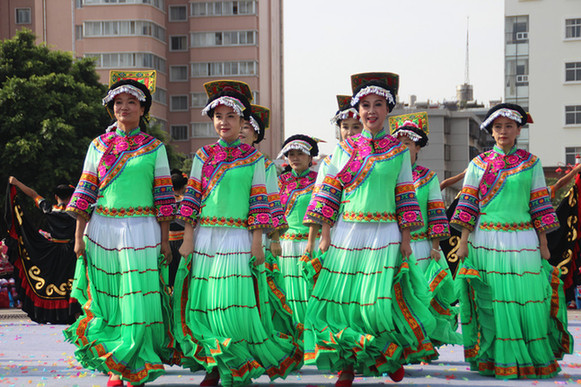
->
[0, 30, 109, 230]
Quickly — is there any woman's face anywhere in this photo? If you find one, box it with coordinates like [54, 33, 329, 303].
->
[398, 136, 421, 165]
[340, 117, 363, 141]
[358, 94, 389, 133]
[491, 116, 521, 151]
[113, 93, 144, 130]
[286, 149, 311, 174]
[239, 121, 259, 146]
[213, 105, 244, 143]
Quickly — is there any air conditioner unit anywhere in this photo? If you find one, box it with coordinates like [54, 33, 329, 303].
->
[516, 74, 529, 83]
[516, 31, 528, 40]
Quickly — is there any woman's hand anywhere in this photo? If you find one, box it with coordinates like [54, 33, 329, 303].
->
[74, 237, 85, 258]
[179, 223, 195, 258]
[400, 228, 412, 259]
[457, 228, 471, 262]
[251, 230, 265, 266]
[318, 223, 331, 253]
[74, 217, 87, 258]
[305, 224, 321, 258]
[270, 240, 281, 257]
[160, 241, 172, 265]
[430, 239, 441, 261]
[538, 231, 550, 260]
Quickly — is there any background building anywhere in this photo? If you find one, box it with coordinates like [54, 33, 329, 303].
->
[0, 0, 283, 159]
[505, 0, 581, 168]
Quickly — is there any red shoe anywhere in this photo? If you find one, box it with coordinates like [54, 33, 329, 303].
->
[200, 370, 220, 386]
[388, 366, 405, 382]
[107, 374, 124, 387]
[336, 369, 354, 387]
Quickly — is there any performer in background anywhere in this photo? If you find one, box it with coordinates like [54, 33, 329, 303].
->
[6, 177, 80, 323]
[168, 169, 188, 289]
[452, 103, 572, 379]
[303, 72, 436, 386]
[276, 134, 319, 337]
[175, 80, 301, 387]
[64, 71, 178, 387]
[389, 113, 461, 346]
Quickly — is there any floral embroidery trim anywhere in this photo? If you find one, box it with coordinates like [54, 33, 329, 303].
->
[279, 170, 317, 218]
[450, 185, 479, 232]
[199, 216, 248, 228]
[412, 165, 434, 189]
[280, 232, 311, 241]
[201, 142, 258, 196]
[479, 221, 533, 231]
[330, 108, 361, 125]
[342, 211, 397, 222]
[102, 85, 146, 105]
[480, 108, 523, 130]
[201, 96, 245, 117]
[95, 205, 157, 217]
[351, 85, 395, 106]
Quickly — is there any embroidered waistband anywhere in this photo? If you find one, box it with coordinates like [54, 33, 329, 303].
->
[478, 221, 533, 231]
[199, 216, 248, 228]
[342, 211, 397, 222]
[95, 206, 156, 217]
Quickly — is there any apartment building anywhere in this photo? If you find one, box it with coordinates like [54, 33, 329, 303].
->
[0, 0, 283, 159]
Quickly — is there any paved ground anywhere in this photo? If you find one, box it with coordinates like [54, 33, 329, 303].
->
[2, 309, 581, 386]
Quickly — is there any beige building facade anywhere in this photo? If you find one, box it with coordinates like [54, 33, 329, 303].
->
[0, 0, 283, 159]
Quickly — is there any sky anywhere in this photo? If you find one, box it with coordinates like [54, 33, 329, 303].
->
[282, 0, 504, 155]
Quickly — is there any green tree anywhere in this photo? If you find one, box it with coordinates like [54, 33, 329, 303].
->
[0, 30, 109, 230]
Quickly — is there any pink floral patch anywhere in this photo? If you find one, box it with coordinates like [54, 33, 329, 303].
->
[180, 206, 193, 217]
[359, 146, 372, 158]
[480, 186, 488, 196]
[214, 150, 227, 163]
[506, 155, 519, 165]
[76, 198, 89, 211]
[377, 138, 390, 149]
[403, 212, 417, 222]
[492, 158, 505, 170]
[432, 224, 445, 234]
[350, 160, 362, 171]
[339, 172, 353, 185]
[483, 173, 495, 185]
[159, 205, 173, 216]
[516, 149, 527, 157]
[240, 143, 251, 152]
[288, 181, 298, 191]
[272, 217, 280, 227]
[257, 213, 270, 223]
[280, 194, 289, 206]
[115, 139, 129, 153]
[133, 134, 145, 145]
[459, 211, 471, 223]
[321, 205, 334, 218]
[230, 147, 242, 159]
[542, 214, 555, 225]
[300, 178, 311, 186]
[103, 154, 116, 167]
[98, 165, 107, 178]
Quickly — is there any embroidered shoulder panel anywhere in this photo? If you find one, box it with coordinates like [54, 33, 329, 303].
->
[413, 165, 435, 189]
[279, 170, 317, 217]
[337, 134, 406, 193]
[200, 142, 261, 201]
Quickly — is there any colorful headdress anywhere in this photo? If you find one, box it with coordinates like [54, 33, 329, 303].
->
[331, 95, 361, 126]
[103, 70, 156, 104]
[389, 112, 429, 147]
[201, 80, 252, 118]
[277, 134, 319, 159]
[248, 104, 270, 144]
[350, 72, 399, 111]
[480, 103, 533, 133]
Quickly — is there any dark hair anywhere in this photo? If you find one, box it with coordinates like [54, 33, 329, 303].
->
[55, 184, 75, 200]
[171, 169, 188, 191]
[352, 81, 397, 112]
[482, 103, 528, 134]
[249, 113, 266, 144]
[282, 134, 319, 157]
[393, 126, 429, 148]
[205, 90, 251, 120]
[106, 79, 152, 133]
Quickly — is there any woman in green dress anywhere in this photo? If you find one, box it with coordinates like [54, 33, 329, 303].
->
[304, 72, 436, 386]
[452, 103, 572, 379]
[65, 77, 177, 387]
[174, 80, 301, 387]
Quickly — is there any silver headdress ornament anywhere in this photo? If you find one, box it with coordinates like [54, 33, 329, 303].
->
[249, 116, 261, 133]
[480, 108, 523, 130]
[331, 108, 362, 126]
[351, 86, 395, 106]
[201, 96, 245, 117]
[277, 139, 313, 159]
[102, 85, 147, 105]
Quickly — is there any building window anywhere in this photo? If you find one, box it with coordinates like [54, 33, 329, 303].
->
[505, 15, 528, 44]
[86, 52, 166, 73]
[169, 5, 187, 21]
[506, 58, 529, 87]
[83, 0, 164, 9]
[170, 95, 188, 111]
[75, 25, 83, 40]
[170, 66, 188, 81]
[191, 1, 256, 17]
[171, 125, 189, 141]
[83, 20, 166, 41]
[191, 31, 256, 47]
[566, 105, 581, 125]
[444, 145, 451, 161]
[566, 62, 581, 82]
[153, 87, 167, 105]
[566, 147, 581, 165]
[566, 18, 581, 39]
[170, 35, 187, 51]
[190, 61, 258, 77]
[15, 8, 31, 24]
[191, 92, 207, 107]
[192, 122, 216, 138]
